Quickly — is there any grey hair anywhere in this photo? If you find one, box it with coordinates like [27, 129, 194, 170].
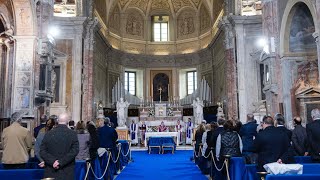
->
[11, 112, 23, 123]
[105, 117, 111, 125]
[311, 108, 320, 120]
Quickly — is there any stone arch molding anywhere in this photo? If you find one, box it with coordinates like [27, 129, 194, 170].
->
[279, 0, 318, 57]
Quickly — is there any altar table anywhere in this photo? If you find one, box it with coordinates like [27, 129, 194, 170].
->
[144, 132, 179, 147]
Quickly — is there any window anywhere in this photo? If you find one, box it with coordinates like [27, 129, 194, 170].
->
[152, 16, 169, 42]
[125, 71, 136, 95]
[187, 71, 197, 95]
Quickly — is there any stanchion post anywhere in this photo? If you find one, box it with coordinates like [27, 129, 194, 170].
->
[257, 172, 269, 180]
[191, 140, 196, 162]
[224, 154, 231, 180]
[209, 148, 214, 180]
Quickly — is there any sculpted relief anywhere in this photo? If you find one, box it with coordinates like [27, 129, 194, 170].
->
[129, 0, 149, 13]
[151, 0, 170, 11]
[109, 6, 120, 32]
[177, 11, 195, 38]
[126, 13, 144, 38]
[171, 0, 192, 12]
[200, 5, 211, 33]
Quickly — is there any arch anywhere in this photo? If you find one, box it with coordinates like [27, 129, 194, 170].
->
[280, 0, 318, 57]
[126, 7, 146, 18]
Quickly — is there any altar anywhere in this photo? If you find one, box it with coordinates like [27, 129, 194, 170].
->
[144, 132, 180, 147]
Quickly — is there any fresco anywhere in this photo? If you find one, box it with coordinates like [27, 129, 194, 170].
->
[289, 3, 316, 52]
[153, 73, 169, 101]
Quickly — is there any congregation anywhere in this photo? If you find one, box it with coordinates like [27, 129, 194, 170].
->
[1, 108, 320, 180]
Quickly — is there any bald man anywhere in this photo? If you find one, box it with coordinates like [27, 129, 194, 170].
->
[40, 113, 79, 180]
[292, 116, 307, 156]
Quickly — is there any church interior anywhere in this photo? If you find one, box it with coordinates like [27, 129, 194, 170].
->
[0, 0, 320, 179]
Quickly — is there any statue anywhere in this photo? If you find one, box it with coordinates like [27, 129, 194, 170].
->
[116, 97, 130, 127]
[192, 97, 204, 125]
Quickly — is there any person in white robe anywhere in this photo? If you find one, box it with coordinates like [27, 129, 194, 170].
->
[186, 118, 194, 145]
[130, 120, 138, 145]
[175, 120, 183, 145]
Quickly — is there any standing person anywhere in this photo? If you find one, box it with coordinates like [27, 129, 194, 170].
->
[195, 124, 206, 155]
[239, 114, 258, 156]
[97, 117, 118, 150]
[130, 120, 138, 145]
[1, 112, 32, 169]
[202, 124, 211, 156]
[216, 120, 243, 160]
[306, 108, 320, 163]
[34, 114, 47, 138]
[274, 113, 292, 140]
[40, 113, 79, 180]
[158, 121, 168, 132]
[175, 120, 183, 145]
[75, 121, 90, 160]
[186, 118, 194, 145]
[291, 116, 308, 156]
[35, 118, 56, 167]
[86, 121, 99, 160]
[140, 121, 147, 145]
[254, 116, 293, 172]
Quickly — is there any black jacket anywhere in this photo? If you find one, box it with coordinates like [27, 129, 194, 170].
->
[239, 121, 258, 152]
[292, 125, 307, 156]
[40, 125, 79, 180]
[206, 127, 224, 154]
[306, 120, 320, 161]
[98, 125, 118, 149]
[219, 131, 241, 158]
[277, 126, 292, 140]
[254, 126, 293, 172]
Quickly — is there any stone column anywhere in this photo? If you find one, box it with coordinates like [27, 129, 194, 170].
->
[219, 17, 238, 120]
[82, 19, 99, 122]
[12, 37, 36, 116]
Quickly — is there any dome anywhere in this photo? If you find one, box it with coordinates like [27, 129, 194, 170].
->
[95, 0, 224, 55]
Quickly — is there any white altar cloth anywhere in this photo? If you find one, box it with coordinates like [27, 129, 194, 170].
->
[144, 132, 179, 147]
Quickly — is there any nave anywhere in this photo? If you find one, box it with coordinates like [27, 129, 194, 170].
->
[116, 150, 208, 180]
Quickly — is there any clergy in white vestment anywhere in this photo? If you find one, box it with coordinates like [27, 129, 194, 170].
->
[186, 118, 194, 144]
[130, 120, 138, 145]
[175, 120, 183, 145]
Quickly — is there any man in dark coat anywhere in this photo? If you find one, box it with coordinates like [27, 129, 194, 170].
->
[274, 113, 292, 140]
[98, 117, 118, 150]
[239, 114, 258, 155]
[306, 108, 320, 163]
[40, 113, 79, 180]
[254, 116, 293, 172]
[292, 116, 308, 156]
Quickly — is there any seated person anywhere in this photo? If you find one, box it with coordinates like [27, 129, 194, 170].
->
[158, 121, 168, 132]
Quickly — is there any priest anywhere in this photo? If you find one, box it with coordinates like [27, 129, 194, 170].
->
[186, 118, 194, 145]
[139, 121, 147, 145]
[130, 120, 138, 145]
[158, 121, 168, 132]
[175, 120, 183, 145]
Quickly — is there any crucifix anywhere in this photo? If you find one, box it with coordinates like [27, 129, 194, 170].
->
[158, 86, 162, 102]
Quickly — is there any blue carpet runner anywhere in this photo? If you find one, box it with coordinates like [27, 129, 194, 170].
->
[116, 150, 208, 180]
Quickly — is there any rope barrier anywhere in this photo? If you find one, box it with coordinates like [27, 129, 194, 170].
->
[110, 143, 122, 163]
[83, 141, 133, 180]
[84, 152, 111, 180]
